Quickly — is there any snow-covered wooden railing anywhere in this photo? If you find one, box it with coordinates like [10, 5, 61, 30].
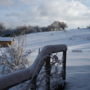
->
[0, 44, 67, 90]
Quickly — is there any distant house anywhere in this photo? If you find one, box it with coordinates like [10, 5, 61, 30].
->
[0, 37, 14, 47]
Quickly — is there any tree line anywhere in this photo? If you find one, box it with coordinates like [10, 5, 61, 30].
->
[0, 21, 67, 37]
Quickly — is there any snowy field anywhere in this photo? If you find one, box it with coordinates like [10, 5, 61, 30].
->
[24, 28, 90, 90]
[0, 28, 90, 90]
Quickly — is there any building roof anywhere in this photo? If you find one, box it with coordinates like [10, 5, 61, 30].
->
[0, 37, 13, 41]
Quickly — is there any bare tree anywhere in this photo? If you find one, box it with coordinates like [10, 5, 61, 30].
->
[47, 21, 68, 31]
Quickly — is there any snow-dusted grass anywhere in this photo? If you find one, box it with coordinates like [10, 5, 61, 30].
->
[24, 28, 90, 90]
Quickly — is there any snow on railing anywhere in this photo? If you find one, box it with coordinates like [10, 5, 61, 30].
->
[0, 44, 67, 90]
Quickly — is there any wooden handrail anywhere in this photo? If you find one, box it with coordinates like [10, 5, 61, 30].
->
[0, 44, 67, 90]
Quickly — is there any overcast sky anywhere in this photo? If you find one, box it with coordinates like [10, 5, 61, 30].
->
[0, 0, 90, 29]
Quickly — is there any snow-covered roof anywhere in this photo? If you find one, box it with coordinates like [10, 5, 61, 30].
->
[0, 37, 13, 41]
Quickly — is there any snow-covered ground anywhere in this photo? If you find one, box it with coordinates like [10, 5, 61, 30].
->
[23, 28, 90, 90]
[0, 28, 90, 90]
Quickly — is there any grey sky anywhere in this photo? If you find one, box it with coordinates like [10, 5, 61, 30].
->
[0, 0, 90, 29]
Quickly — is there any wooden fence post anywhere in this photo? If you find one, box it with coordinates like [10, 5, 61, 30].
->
[31, 76, 37, 90]
[62, 51, 67, 80]
[45, 56, 51, 90]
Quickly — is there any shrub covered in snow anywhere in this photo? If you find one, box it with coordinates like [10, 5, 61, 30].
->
[0, 36, 32, 90]
[0, 37, 31, 74]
